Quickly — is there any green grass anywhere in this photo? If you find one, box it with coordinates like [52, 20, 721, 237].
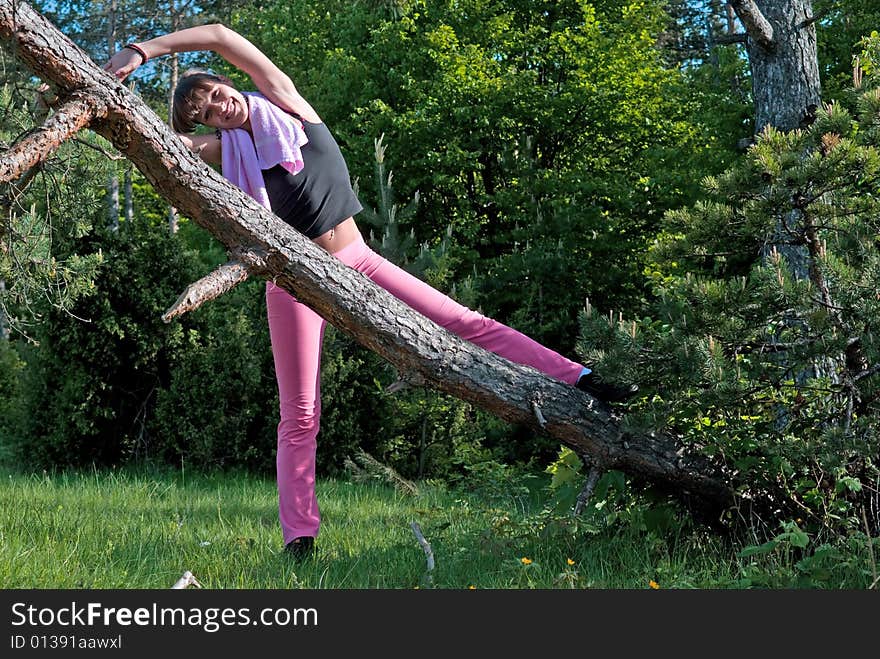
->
[0, 466, 874, 589]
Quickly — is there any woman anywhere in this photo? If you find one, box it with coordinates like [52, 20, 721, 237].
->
[104, 24, 637, 559]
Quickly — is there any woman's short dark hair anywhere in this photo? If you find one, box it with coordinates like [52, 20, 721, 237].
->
[172, 68, 232, 133]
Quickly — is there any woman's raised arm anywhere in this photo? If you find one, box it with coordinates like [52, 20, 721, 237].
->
[103, 24, 320, 122]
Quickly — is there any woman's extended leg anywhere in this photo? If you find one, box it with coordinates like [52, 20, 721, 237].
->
[333, 236, 585, 384]
[266, 281, 326, 544]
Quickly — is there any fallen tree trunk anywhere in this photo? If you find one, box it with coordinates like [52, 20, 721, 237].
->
[0, 0, 735, 517]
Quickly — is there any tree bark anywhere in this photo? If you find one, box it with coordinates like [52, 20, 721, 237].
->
[728, 2, 841, 388]
[729, 0, 821, 132]
[0, 0, 736, 517]
[0, 94, 103, 182]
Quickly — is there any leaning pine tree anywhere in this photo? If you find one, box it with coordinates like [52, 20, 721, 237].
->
[581, 47, 880, 538]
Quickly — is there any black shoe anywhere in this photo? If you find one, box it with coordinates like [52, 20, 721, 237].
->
[576, 372, 639, 404]
[284, 536, 316, 560]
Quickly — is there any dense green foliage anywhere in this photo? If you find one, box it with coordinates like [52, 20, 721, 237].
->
[232, 0, 734, 352]
[817, 1, 880, 100]
[1, 1, 879, 562]
[578, 45, 880, 539]
[0, 77, 106, 340]
[13, 220, 204, 467]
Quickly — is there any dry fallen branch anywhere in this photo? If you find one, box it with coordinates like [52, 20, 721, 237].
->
[72, 136, 126, 160]
[573, 463, 603, 517]
[0, 93, 105, 183]
[170, 570, 202, 589]
[410, 521, 435, 588]
[344, 449, 419, 496]
[162, 247, 268, 322]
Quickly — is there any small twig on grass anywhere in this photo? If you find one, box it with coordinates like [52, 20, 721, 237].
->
[863, 507, 877, 589]
[170, 570, 202, 589]
[411, 521, 435, 588]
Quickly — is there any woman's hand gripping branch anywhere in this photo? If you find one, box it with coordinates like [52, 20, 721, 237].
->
[103, 45, 145, 81]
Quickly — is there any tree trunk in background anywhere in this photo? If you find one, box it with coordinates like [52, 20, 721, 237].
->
[730, 0, 822, 279]
[105, 0, 119, 231]
[107, 168, 119, 231]
[124, 166, 133, 224]
[728, 0, 839, 400]
[726, 2, 737, 34]
[731, 0, 821, 132]
[167, 1, 180, 234]
[0, 279, 8, 340]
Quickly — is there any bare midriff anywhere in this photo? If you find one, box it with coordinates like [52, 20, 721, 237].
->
[311, 216, 362, 255]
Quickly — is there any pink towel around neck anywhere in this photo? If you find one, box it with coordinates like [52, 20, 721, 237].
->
[219, 92, 308, 210]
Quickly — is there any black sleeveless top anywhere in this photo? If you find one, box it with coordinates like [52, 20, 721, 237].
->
[261, 119, 362, 239]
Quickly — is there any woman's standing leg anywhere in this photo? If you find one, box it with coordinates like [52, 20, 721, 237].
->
[265, 281, 326, 544]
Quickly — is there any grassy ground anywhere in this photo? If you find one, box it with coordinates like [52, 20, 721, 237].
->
[0, 466, 874, 589]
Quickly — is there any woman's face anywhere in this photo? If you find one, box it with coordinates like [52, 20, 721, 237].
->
[195, 81, 250, 130]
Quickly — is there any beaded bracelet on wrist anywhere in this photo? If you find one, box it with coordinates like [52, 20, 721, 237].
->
[123, 43, 148, 65]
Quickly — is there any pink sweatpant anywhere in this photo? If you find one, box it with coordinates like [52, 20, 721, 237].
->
[266, 234, 585, 543]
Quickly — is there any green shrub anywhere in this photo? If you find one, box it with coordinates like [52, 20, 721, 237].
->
[0, 338, 24, 463]
[149, 278, 277, 473]
[12, 222, 199, 468]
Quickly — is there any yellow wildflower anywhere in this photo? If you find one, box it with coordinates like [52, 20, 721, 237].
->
[566, 558, 576, 566]
[468, 585, 476, 590]
[649, 580, 660, 590]
[521, 557, 533, 565]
